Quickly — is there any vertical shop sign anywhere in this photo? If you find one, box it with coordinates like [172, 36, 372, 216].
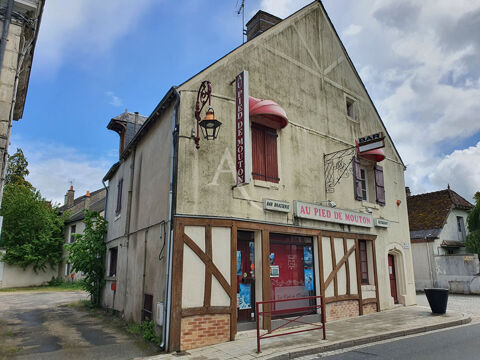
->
[236, 70, 251, 186]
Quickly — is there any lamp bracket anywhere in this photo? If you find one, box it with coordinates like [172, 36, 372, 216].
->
[324, 146, 356, 193]
[194, 80, 212, 149]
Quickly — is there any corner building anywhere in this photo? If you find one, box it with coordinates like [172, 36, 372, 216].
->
[102, 1, 416, 352]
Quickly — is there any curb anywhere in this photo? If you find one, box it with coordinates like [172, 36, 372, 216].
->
[266, 313, 472, 359]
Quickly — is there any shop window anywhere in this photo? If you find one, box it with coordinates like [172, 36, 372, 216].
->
[116, 178, 123, 215]
[457, 216, 466, 241]
[69, 225, 76, 244]
[252, 124, 279, 183]
[142, 294, 153, 321]
[108, 247, 118, 277]
[359, 240, 369, 284]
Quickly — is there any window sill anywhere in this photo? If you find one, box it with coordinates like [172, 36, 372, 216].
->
[361, 201, 379, 210]
[346, 115, 359, 124]
[361, 284, 375, 291]
[253, 179, 279, 190]
[114, 214, 121, 222]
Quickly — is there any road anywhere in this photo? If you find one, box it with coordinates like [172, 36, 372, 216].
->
[0, 291, 158, 360]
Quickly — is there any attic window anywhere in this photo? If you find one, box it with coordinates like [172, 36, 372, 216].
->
[346, 96, 357, 120]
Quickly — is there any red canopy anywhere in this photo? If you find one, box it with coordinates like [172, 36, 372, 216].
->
[249, 96, 288, 129]
[358, 148, 385, 162]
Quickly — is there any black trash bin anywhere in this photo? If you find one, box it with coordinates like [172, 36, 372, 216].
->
[424, 288, 449, 314]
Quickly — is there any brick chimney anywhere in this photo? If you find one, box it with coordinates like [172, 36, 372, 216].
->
[406, 187, 411, 197]
[64, 186, 75, 208]
[84, 190, 91, 209]
[246, 10, 282, 41]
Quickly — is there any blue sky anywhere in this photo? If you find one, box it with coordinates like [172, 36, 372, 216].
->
[12, 0, 480, 204]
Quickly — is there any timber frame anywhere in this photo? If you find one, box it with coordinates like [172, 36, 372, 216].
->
[169, 215, 379, 351]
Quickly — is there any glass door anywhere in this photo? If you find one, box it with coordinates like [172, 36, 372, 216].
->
[237, 231, 256, 323]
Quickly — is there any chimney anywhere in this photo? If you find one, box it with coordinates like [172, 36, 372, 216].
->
[84, 190, 91, 209]
[246, 10, 282, 41]
[406, 187, 411, 197]
[64, 186, 74, 207]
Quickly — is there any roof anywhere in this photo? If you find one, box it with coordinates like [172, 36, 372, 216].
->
[407, 188, 473, 237]
[66, 197, 106, 224]
[59, 188, 105, 212]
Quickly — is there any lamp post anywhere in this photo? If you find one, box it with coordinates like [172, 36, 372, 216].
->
[194, 80, 222, 149]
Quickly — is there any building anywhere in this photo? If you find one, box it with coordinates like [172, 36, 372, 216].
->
[102, 1, 416, 352]
[408, 186, 479, 293]
[0, 0, 45, 218]
[59, 186, 107, 281]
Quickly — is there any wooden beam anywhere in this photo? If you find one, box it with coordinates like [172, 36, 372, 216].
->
[324, 243, 356, 290]
[325, 294, 359, 304]
[354, 238, 364, 315]
[204, 225, 212, 308]
[261, 229, 271, 332]
[230, 224, 238, 340]
[169, 220, 184, 351]
[371, 239, 380, 312]
[343, 238, 350, 295]
[330, 237, 338, 297]
[181, 306, 231, 317]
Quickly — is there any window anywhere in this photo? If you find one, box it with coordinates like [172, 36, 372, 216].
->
[457, 216, 466, 241]
[345, 96, 358, 120]
[359, 240, 369, 284]
[252, 124, 279, 183]
[360, 168, 368, 201]
[108, 247, 118, 277]
[116, 178, 123, 215]
[142, 294, 153, 321]
[69, 225, 76, 244]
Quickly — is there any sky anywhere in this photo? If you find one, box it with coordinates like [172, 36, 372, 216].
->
[12, 0, 480, 205]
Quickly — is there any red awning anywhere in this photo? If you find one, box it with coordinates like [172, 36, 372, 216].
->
[249, 96, 288, 129]
[358, 148, 385, 162]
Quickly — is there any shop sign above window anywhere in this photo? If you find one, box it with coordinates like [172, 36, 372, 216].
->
[294, 201, 373, 228]
[264, 199, 290, 213]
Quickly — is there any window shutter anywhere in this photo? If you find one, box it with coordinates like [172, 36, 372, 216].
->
[352, 157, 363, 200]
[265, 129, 279, 183]
[375, 165, 385, 206]
[252, 125, 266, 181]
[116, 178, 123, 214]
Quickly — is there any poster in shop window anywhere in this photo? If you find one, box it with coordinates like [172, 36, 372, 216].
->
[303, 246, 313, 267]
[238, 283, 251, 309]
[237, 251, 242, 275]
[304, 268, 314, 291]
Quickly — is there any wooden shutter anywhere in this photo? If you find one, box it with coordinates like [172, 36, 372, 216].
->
[265, 128, 279, 183]
[252, 125, 266, 181]
[116, 178, 123, 214]
[374, 165, 385, 206]
[352, 157, 363, 200]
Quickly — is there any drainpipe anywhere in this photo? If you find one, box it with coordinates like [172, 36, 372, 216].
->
[161, 89, 180, 351]
[102, 179, 110, 307]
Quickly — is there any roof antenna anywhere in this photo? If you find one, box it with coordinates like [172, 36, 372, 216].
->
[237, 0, 246, 43]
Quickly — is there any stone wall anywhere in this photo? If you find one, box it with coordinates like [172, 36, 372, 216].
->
[180, 314, 230, 350]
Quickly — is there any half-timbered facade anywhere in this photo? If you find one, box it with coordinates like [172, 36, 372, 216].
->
[102, 1, 416, 352]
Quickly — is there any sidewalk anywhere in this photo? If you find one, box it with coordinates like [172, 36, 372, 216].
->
[139, 306, 471, 360]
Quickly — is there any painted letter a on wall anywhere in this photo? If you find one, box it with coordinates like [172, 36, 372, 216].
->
[236, 70, 251, 186]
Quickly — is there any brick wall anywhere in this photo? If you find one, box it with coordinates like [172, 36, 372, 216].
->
[180, 314, 230, 350]
[362, 302, 377, 315]
[325, 300, 359, 321]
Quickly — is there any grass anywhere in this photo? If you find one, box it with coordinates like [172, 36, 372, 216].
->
[0, 279, 84, 293]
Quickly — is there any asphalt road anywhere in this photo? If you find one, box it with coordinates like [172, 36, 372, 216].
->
[0, 291, 158, 360]
[318, 323, 480, 359]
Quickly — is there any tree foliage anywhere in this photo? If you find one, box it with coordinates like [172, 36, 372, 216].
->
[66, 210, 107, 306]
[466, 192, 480, 257]
[0, 149, 65, 271]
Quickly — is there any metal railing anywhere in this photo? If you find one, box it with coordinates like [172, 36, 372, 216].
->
[255, 295, 326, 353]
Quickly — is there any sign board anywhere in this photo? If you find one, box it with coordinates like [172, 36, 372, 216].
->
[358, 132, 385, 153]
[403, 242, 409, 249]
[235, 70, 251, 186]
[293, 201, 373, 228]
[374, 218, 390, 228]
[264, 199, 290, 213]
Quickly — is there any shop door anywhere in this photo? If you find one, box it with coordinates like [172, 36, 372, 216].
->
[269, 234, 315, 316]
[388, 254, 398, 304]
[237, 231, 256, 323]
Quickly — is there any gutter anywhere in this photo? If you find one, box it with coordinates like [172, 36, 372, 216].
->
[161, 88, 180, 351]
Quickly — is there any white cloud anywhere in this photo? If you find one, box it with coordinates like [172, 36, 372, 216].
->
[35, 0, 157, 72]
[342, 24, 362, 37]
[106, 91, 123, 107]
[10, 136, 115, 206]
[258, 0, 311, 18]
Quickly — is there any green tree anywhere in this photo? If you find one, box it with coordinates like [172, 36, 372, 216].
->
[66, 210, 107, 306]
[0, 149, 65, 271]
[466, 192, 480, 257]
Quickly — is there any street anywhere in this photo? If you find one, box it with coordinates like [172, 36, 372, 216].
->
[0, 291, 158, 360]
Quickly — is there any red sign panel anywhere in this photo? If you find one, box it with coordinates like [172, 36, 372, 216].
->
[236, 71, 251, 186]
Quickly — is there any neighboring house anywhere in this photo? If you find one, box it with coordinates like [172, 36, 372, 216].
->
[0, 0, 45, 218]
[408, 186, 479, 293]
[59, 186, 107, 281]
[102, 2, 416, 352]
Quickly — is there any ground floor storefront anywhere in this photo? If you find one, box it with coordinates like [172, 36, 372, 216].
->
[169, 216, 387, 351]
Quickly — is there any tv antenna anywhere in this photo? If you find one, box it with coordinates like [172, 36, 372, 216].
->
[237, 0, 246, 43]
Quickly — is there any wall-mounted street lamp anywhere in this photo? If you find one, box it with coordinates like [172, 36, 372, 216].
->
[319, 200, 337, 208]
[194, 80, 222, 149]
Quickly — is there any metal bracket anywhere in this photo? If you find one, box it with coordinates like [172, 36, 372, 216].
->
[324, 146, 356, 193]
